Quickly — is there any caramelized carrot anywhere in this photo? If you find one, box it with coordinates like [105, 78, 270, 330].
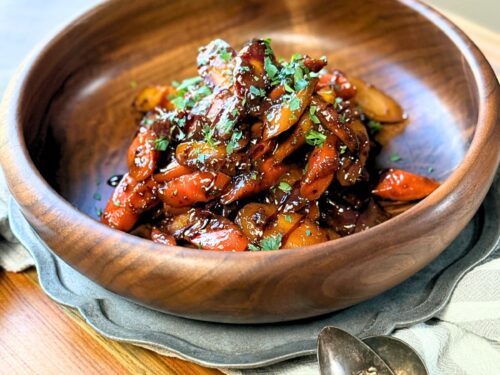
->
[167, 210, 248, 251]
[274, 114, 313, 163]
[263, 78, 317, 140]
[282, 219, 328, 249]
[235, 203, 277, 242]
[101, 174, 140, 232]
[154, 160, 194, 182]
[128, 128, 160, 182]
[300, 135, 338, 200]
[158, 171, 231, 207]
[220, 158, 287, 204]
[151, 227, 177, 246]
[372, 169, 440, 201]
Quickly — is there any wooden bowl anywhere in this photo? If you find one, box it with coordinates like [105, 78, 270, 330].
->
[1, 0, 498, 323]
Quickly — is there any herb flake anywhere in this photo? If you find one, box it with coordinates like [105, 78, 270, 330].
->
[305, 130, 327, 146]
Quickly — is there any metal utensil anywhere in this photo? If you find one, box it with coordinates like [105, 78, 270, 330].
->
[364, 336, 428, 375]
[318, 326, 395, 375]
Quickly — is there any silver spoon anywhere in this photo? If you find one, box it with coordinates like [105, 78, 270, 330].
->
[363, 336, 428, 375]
[318, 326, 395, 375]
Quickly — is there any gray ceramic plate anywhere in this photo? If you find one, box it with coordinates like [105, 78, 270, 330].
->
[8, 176, 499, 369]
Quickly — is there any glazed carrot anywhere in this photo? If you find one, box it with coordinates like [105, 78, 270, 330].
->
[262, 213, 304, 242]
[167, 210, 248, 251]
[372, 169, 440, 201]
[133, 85, 176, 112]
[282, 219, 328, 249]
[197, 39, 236, 89]
[317, 70, 357, 100]
[235, 203, 277, 242]
[154, 160, 194, 182]
[101, 174, 140, 232]
[151, 227, 177, 246]
[300, 134, 338, 200]
[220, 158, 287, 204]
[263, 78, 317, 140]
[274, 114, 313, 163]
[158, 171, 231, 207]
[127, 177, 160, 214]
[128, 128, 160, 182]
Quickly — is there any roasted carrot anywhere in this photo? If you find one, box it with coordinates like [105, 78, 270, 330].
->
[128, 128, 160, 182]
[101, 174, 140, 232]
[372, 169, 440, 201]
[158, 171, 231, 207]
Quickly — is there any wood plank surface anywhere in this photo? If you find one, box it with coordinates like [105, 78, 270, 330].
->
[0, 3, 498, 375]
[0, 269, 223, 375]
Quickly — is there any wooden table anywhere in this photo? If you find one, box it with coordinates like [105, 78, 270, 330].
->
[0, 2, 498, 374]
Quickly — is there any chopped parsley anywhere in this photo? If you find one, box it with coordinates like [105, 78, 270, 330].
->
[93, 192, 102, 201]
[284, 82, 295, 93]
[339, 144, 348, 154]
[264, 56, 278, 79]
[175, 76, 202, 91]
[249, 85, 265, 98]
[278, 181, 292, 193]
[219, 49, 232, 62]
[248, 244, 260, 251]
[293, 66, 308, 91]
[333, 96, 343, 111]
[196, 153, 209, 163]
[289, 96, 301, 111]
[338, 112, 349, 124]
[305, 129, 327, 146]
[113, 200, 121, 207]
[171, 96, 187, 111]
[95, 207, 103, 217]
[305, 229, 312, 236]
[389, 153, 402, 162]
[226, 130, 243, 155]
[260, 234, 283, 251]
[154, 137, 169, 151]
[367, 120, 383, 133]
[202, 124, 217, 147]
[248, 234, 283, 251]
[284, 215, 293, 223]
[309, 106, 320, 124]
[428, 166, 434, 173]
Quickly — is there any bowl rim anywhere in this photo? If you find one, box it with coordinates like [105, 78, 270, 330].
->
[1, 0, 499, 262]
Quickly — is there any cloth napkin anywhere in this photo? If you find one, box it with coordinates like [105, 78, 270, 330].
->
[0, 167, 499, 375]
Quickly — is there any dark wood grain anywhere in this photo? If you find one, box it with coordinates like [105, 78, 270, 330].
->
[0, 0, 498, 323]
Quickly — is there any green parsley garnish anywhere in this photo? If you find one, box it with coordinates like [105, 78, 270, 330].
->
[171, 96, 187, 111]
[284, 82, 295, 93]
[202, 125, 217, 147]
[249, 85, 265, 98]
[95, 207, 103, 217]
[260, 234, 283, 251]
[264, 56, 278, 79]
[338, 112, 349, 124]
[284, 215, 293, 223]
[339, 145, 348, 154]
[154, 137, 169, 151]
[367, 120, 383, 133]
[248, 244, 260, 251]
[113, 200, 121, 207]
[305, 129, 327, 146]
[389, 153, 402, 162]
[93, 192, 102, 201]
[278, 181, 292, 193]
[293, 66, 308, 91]
[309, 106, 320, 124]
[176, 76, 202, 91]
[289, 96, 301, 111]
[219, 49, 232, 62]
[226, 130, 243, 155]
[333, 96, 343, 111]
[428, 166, 434, 173]
[305, 229, 312, 236]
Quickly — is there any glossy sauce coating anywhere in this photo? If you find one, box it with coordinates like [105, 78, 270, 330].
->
[101, 38, 440, 251]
